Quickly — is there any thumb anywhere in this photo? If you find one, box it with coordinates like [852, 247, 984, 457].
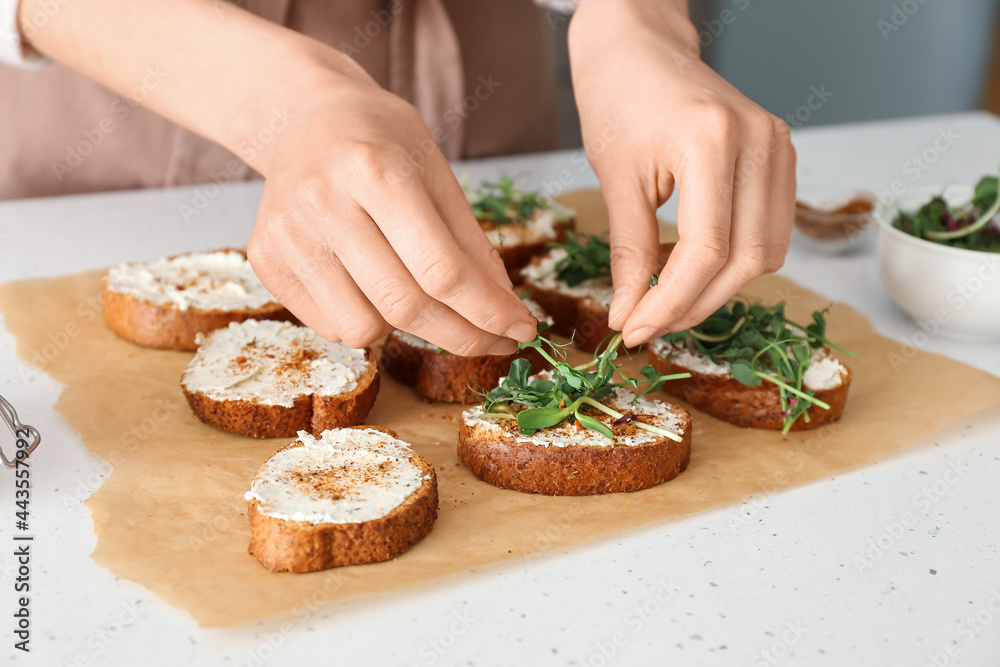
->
[604, 172, 674, 331]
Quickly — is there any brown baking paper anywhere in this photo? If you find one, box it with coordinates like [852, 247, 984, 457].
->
[2, 190, 999, 628]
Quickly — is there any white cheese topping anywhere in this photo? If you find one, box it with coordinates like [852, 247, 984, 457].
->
[520, 247, 614, 309]
[390, 296, 553, 352]
[463, 386, 686, 448]
[182, 319, 370, 407]
[480, 202, 574, 247]
[245, 428, 429, 524]
[105, 250, 277, 312]
[651, 338, 846, 390]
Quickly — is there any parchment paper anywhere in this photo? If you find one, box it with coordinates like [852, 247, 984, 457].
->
[2, 190, 999, 628]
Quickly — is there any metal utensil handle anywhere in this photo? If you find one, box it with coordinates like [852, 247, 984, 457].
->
[0, 394, 40, 468]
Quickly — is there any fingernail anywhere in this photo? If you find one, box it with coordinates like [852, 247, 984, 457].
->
[488, 338, 518, 356]
[505, 320, 538, 343]
[625, 327, 666, 348]
[608, 286, 630, 325]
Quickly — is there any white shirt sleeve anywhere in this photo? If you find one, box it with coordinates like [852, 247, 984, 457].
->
[533, 0, 579, 13]
[0, 0, 50, 68]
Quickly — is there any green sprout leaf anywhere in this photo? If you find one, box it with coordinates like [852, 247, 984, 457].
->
[657, 299, 854, 432]
[574, 410, 614, 439]
[894, 169, 1000, 252]
[517, 406, 571, 435]
[551, 232, 612, 286]
[466, 176, 552, 226]
[479, 326, 690, 440]
[729, 360, 762, 386]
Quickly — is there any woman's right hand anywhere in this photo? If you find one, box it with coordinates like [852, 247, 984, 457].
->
[15, 0, 536, 355]
[246, 59, 538, 356]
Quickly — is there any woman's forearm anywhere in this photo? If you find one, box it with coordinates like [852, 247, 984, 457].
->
[17, 0, 366, 174]
[571, 0, 699, 56]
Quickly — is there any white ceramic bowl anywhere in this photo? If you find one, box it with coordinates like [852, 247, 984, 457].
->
[875, 186, 1000, 343]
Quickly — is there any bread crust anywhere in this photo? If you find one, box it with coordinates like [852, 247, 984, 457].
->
[380, 332, 546, 403]
[521, 242, 675, 353]
[520, 282, 613, 353]
[102, 249, 294, 351]
[457, 405, 692, 496]
[647, 345, 852, 431]
[248, 428, 438, 573]
[182, 349, 380, 438]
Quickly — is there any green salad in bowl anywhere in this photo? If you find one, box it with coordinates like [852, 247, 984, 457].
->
[892, 173, 1000, 253]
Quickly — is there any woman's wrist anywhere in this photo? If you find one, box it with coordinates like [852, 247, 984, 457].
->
[568, 0, 700, 61]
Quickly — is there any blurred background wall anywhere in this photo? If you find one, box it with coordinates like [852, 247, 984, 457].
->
[552, 0, 1000, 149]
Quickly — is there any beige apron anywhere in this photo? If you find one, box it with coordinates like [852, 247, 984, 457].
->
[0, 0, 558, 200]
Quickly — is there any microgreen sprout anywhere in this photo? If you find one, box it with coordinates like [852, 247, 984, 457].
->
[551, 232, 612, 286]
[661, 301, 855, 434]
[479, 325, 691, 441]
[467, 175, 561, 226]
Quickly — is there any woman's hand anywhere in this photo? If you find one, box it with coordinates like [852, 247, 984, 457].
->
[569, 0, 797, 348]
[17, 0, 536, 355]
[247, 60, 537, 355]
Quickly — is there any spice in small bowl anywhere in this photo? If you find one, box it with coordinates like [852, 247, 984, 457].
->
[794, 193, 876, 255]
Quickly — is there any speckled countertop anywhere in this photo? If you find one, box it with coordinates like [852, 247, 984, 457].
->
[2, 112, 999, 666]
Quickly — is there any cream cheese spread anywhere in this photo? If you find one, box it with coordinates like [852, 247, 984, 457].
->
[520, 247, 614, 309]
[463, 386, 686, 448]
[182, 319, 370, 407]
[245, 428, 429, 524]
[105, 250, 276, 312]
[480, 202, 574, 246]
[651, 338, 846, 390]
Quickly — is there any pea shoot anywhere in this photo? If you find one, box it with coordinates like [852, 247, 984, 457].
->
[551, 232, 612, 286]
[467, 176, 555, 226]
[479, 325, 691, 441]
[660, 301, 855, 434]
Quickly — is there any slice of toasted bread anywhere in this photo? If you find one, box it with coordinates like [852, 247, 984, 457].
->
[181, 319, 379, 438]
[648, 340, 852, 431]
[521, 242, 674, 353]
[380, 331, 550, 403]
[479, 203, 576, 285]
[247, 426, 438, 573]
[458, 388, 692, 495]
[380, 297, 552, 403]
[103, 248, 293, 350]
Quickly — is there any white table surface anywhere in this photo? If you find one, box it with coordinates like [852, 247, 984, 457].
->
[1, 111, 999, 666]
